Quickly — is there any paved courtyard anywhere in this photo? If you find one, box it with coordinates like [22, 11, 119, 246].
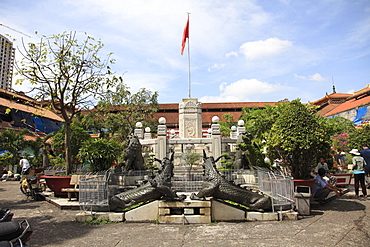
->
[1, 180, 370, 246]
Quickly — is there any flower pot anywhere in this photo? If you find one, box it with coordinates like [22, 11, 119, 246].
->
[40, 175, 73, 197]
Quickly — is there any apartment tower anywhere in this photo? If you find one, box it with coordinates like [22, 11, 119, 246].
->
[0, 34, 15, 91]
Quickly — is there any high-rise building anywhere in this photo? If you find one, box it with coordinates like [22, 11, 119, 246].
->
[0, 34, 15, 91]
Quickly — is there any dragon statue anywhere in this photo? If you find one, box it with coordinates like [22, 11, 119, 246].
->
[109, 153, 186, 211]
[123, 135, 146, 171]
[190, 151, 272, 211]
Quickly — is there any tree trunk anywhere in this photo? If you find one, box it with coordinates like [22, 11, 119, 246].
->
[64, 120, 72, 174]
[42, 148, 50, 168]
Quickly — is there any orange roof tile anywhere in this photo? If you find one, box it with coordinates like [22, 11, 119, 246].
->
[311, 93, 351, 106]
[351, 84, 370, 96]
[324, 95, 370, 117]
[154, 101, 278, 125]
[0, 97, 64, 122]
[316, 104, 340, 117]
[0, 89, 36, 103]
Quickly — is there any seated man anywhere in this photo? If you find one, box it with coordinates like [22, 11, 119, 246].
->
[312, 168, 343, 204]
[314, 157, 337, 185]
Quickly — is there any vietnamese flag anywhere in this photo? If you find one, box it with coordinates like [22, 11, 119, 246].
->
[181, 17, 189, 55]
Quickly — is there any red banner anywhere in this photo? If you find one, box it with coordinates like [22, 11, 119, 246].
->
[181, 17, 189, 55]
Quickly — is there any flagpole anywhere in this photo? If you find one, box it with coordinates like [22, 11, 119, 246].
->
[187, 12, 191, 98]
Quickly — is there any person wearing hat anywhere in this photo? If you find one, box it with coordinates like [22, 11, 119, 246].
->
[312, 168, 343, 204]
[350, 148, 367, 197]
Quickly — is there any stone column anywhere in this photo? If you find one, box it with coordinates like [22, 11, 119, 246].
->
[236, 120, 246, 136]
[157, 117, 167, 161]
[179, 98, 202, 138]
[134, 122, 144, 139]
[211, 116, 221, 160]
[230, 126, 237, 139]
[144, 127, 151, 140]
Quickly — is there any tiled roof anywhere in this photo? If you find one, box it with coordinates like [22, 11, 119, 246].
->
[154, 101, 278, 125]
[0, 89, 36, 103]
[154, 112, 178, 125]
[324, 94, 370, 117]
[351, 85, 370, 97]
[320, 84, 370, 117]
[0, 97, 64, 122]
[316, 104, 340, 117]
[158, 103, 179, 110]
[311, 93, 351, 106]
[202, 102, 276, 109]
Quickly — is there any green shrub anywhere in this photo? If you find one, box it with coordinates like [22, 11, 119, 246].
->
[78, 138, 121, 172]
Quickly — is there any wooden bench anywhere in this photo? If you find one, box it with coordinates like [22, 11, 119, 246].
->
[61, 175, 82, 201]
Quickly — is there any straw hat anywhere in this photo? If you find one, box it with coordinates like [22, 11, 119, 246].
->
[349, 149, 361, 155]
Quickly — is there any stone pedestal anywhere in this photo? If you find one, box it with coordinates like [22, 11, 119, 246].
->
[157, 124, 167, 161]
[179, 98, 202, 139]
[158, 200, 211, 224]
[134, 128, 144, 139]
[125, 201, 159, 222]
[211, 200, 246, 221]
[211, 122, 221, 159]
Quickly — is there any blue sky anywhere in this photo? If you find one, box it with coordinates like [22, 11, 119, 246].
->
[1, 0, 369, 103]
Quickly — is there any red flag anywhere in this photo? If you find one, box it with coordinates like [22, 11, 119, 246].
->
[181, 17, 189, 55]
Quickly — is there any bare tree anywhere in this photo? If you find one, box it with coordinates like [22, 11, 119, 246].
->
[16, 31, 116, 174]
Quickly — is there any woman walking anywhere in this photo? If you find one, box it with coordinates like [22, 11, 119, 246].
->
[350, 149, 367, 197]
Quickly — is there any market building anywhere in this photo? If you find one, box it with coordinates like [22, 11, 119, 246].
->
[313, 84, 370, 125]
[0, 88, 63, 140]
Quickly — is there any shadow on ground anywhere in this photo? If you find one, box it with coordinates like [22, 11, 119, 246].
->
[24, 215, 99, 246]
[311, 197, 366, 212]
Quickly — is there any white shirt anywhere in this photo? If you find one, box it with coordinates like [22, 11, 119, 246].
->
[19, 158, 30, 170]
[315, 162, 329, 173]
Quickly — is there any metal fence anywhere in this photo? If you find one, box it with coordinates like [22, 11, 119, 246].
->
[172, 169, 204, 192]
[257, 167, 295, 212]
[108, 170, 156, 187]
[78, 167, 294, 212]
[172, 168, 258, 192]
[43, 166, 66, 175]
[79, 171, 110, 211]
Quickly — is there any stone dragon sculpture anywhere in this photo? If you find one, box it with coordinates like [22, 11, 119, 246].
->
[109, 153, 186, 211]
[190, 151, 272, 211]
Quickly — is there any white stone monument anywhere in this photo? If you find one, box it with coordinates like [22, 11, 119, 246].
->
[179, 98, 202, 139]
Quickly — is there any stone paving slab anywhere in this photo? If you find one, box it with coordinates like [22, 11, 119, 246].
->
[44, 197, 80, 210]
[1, 181, 370, 246]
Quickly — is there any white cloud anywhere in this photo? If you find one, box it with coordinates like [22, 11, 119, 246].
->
[309, 73, 326, 81]
[199, 78, 282, 102]
[208, 63, 226, 72]
[226, 51, 238, 57]
[123, 72, 173, 94]
[347, 89, 355, 94]
[294, 73, 326, 81]
[3, 0, 368, 105]
[239, 38, 292, 60]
